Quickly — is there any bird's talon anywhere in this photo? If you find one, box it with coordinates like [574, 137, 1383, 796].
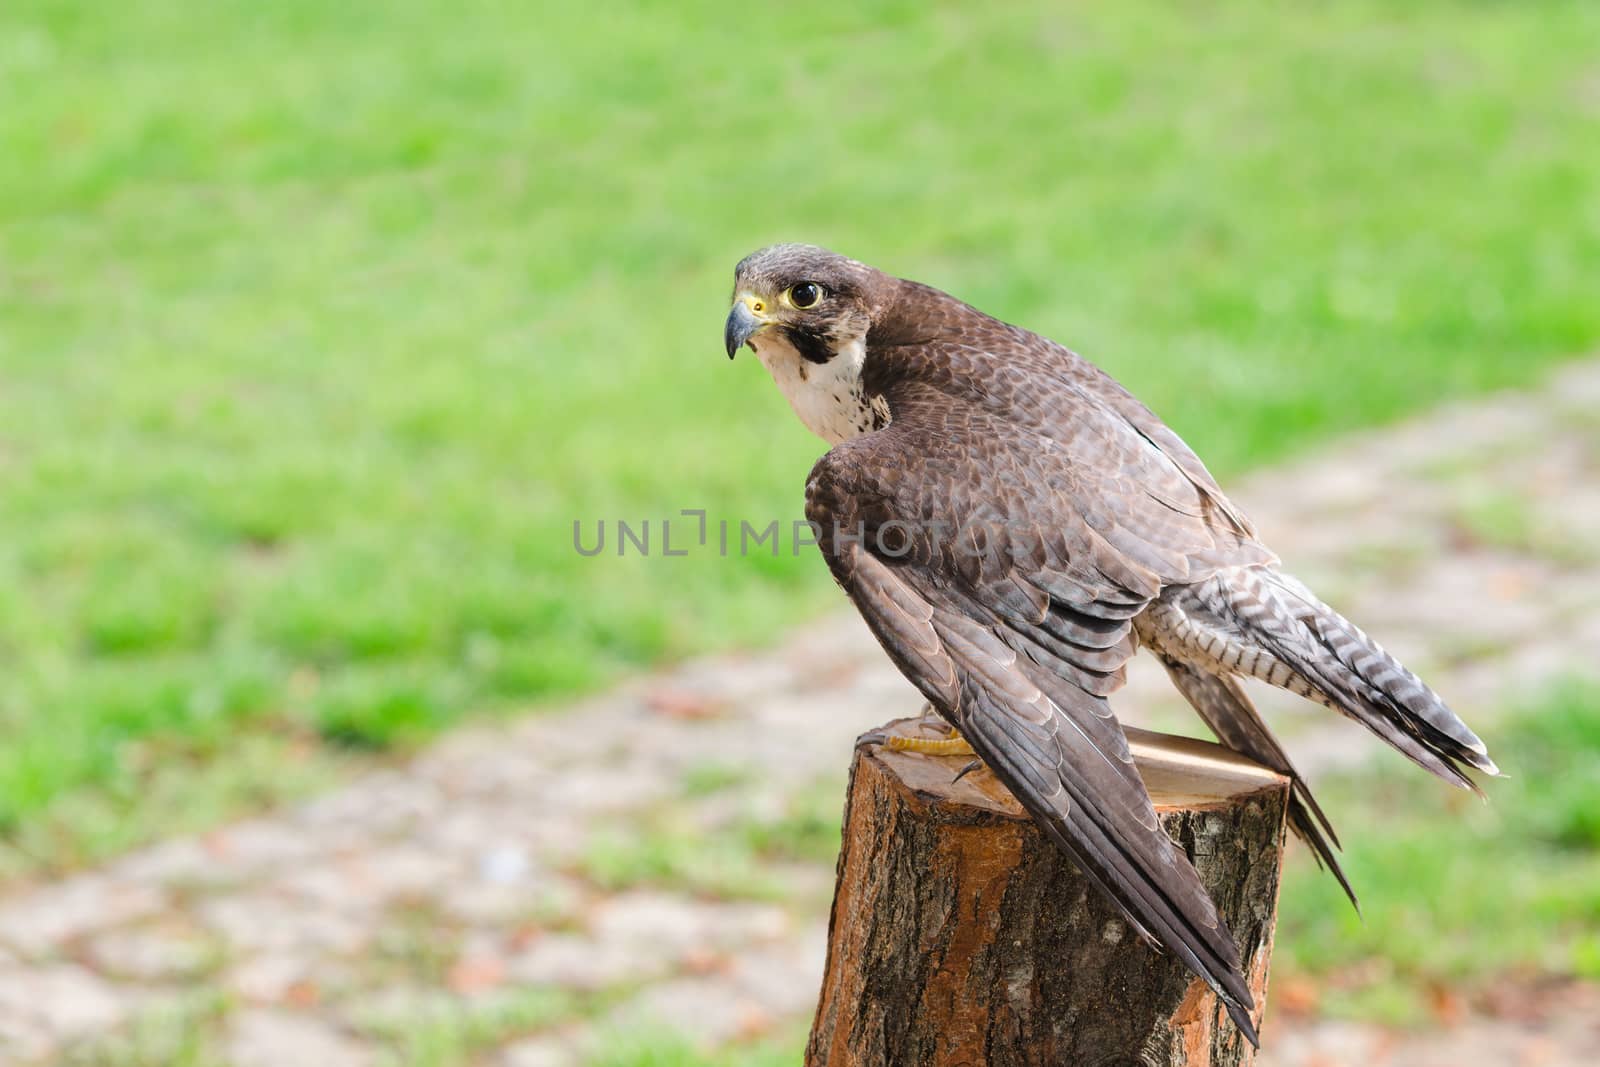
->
[951, 758, 986, 783]
[855, 729, 890, 750]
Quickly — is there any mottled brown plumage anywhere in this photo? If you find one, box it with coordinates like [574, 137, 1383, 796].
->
[725, 244, 1497, 1046]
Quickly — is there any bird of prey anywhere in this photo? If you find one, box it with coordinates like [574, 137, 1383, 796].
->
[724, 244, 1498, 1045]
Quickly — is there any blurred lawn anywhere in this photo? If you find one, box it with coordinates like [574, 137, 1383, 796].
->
[1275, 679, 1600, 1025]
[1, 0, 1598, 870]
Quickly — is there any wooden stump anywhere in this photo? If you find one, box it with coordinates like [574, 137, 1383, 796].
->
[806, 716, 1290, 1067]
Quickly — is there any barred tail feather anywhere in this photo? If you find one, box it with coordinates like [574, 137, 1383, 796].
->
[1145, 565, 1498, 801]
[1239, 568, 1499, 788]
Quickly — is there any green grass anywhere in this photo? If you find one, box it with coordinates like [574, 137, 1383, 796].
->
[577, 778, 844, 900]
[2, 1, 1599, 870]
[357, 986, 581, 1067]
[679, 762, 753, 799]
[58, 985, 587, 1067]
[62, 992, 231, 1067]
[1276, 679, 1600, 1022]
[1446, 487, 1597, 566]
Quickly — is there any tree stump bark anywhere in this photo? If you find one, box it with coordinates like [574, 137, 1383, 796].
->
[806, 716, 1289, 1067]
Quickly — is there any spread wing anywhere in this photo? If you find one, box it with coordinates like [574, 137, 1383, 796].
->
[806, 369, 1275, 1043]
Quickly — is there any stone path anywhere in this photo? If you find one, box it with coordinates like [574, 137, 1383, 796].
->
[4, 363, 1600, 1065]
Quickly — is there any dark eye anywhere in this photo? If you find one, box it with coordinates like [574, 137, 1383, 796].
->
[789, 282, 822, 309]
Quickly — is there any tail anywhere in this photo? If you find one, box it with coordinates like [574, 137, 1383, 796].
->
[1146, 566, 1499, 793]
[1247, 568, 1497, 787]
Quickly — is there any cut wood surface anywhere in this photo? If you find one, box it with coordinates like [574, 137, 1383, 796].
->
[806, 716, 1290, 1067]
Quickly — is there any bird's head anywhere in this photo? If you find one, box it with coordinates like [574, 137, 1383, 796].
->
[724, 244, 881, 364]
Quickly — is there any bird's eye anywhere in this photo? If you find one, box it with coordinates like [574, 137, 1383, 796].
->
[789, 282, 822, 309]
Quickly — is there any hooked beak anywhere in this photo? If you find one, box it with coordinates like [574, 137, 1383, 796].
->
[724, 297, 769, 359]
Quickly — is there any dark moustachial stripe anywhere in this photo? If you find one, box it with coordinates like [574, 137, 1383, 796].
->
[782, 324, 836, 365]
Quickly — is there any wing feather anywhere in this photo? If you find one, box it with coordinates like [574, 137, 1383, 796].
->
[803, 347, 1283, 1045]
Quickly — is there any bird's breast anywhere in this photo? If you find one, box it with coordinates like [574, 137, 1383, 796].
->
[754, 333, 887, 445]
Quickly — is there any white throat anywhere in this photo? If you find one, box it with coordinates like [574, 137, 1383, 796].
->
[751, 332, 887, 445]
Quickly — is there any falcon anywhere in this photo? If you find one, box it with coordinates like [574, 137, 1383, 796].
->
[723, 244, 1498, 1044]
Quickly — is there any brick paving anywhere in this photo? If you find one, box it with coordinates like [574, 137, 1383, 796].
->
[3, 363, 1600, 1064]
